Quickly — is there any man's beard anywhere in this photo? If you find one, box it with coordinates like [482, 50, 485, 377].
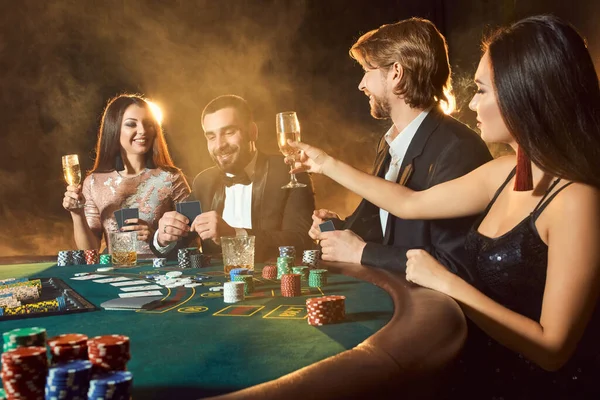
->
[370, 94, 391, 119]
[211, 146, 251, 175]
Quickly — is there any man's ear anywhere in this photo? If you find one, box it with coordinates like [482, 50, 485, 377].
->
[391, 62, 403, 83]
[249, 122, 258, 142]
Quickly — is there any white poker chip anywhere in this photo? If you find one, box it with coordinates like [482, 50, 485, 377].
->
[74, 273, 89, 277]
[166, 271, 183, 278]
[209, 286, 224, 292]
[184, 283, 202, 288]
[96, 267, 113, 272]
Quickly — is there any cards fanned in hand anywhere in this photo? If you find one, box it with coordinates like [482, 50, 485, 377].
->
[176, 201, 202, 226]
[319, 220, 336, 232]
[114, 208, 139, 228]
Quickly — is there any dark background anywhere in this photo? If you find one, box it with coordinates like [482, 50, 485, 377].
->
[0, 0, 597, 256]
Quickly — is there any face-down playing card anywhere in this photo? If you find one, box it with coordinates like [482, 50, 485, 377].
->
[176, 201, 202, 226]
[319, 220, 336, 233]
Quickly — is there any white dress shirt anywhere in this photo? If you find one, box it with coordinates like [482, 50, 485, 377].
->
[153, 153, 257, 253]
[379, 109, 430, 233]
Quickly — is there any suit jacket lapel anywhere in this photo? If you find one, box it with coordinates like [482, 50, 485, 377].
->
[251, 152, 268, 230]
[210, 179, 226, 216]
[383, 107, 443, 244]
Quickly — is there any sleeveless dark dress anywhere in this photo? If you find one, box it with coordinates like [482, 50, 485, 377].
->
[450, 168, 600, 399]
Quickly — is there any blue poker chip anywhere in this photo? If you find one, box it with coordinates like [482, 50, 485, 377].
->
[145, 274, 161, 279]
[56, 295, 67, 311]
[46, 360, 92, 399]
[88, 371, 133, 400]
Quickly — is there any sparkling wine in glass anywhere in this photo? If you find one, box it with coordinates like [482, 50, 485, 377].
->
[62, 154, 83, 208]
[276, 111, 307, 189]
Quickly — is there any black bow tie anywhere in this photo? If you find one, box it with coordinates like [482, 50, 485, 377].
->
[223, 173, 252, 187]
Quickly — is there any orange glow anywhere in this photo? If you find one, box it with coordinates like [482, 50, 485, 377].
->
[146, 100, 164, 125]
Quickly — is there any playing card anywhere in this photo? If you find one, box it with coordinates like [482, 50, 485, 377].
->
[114, 209, 124, 228]
[93, 277, 132, 283]
[121, 208, 139, 225]
[71, 274, 107, 281]
[110, 280, 150, 287]
[101, 296, 163, 310]
[120, 285, 163, 292]
[118, 290, 164, 298]
[177, 201, 202, 226]
[319, 220, 336, 232]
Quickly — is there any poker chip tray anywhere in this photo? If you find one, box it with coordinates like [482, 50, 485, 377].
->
[0, 277, 98, 321]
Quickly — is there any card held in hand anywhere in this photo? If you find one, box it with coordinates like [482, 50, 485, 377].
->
[114, 209, 124, 228]
[176, 201, 202, 226]
[121, 208, 139, 226]
[319, 220, 336, 232]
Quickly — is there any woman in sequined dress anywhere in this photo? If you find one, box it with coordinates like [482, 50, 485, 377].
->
[62, 94, 190, 255]
[290, 16, 600, 399]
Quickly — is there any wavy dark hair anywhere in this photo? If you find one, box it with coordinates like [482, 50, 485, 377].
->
[349, 17, 452, 110]
[91, 94, 179, 173]
[486, 15, 600, 187]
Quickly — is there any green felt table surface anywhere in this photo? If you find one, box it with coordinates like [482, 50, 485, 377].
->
[0, 261, 394, 399]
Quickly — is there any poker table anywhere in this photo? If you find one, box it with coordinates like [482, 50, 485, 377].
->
[0, 257, 467, 399]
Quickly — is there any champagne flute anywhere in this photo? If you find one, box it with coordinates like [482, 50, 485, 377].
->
[62, 154, 83, 208]
[276, 111, 307, 189]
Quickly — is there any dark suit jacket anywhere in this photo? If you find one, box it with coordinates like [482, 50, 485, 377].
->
[333, 107, 492, 280]
[188, 152, 315, 262]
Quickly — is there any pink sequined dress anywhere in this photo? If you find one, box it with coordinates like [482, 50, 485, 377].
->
[82, 168, 190, 255]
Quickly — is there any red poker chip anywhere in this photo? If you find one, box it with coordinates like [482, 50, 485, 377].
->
[47, 333, 88, 347]
[88, 334, 129, 348]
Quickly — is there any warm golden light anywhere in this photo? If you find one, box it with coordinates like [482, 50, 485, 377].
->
[440, 89, 456, 115]
[146, 100, 164, 125]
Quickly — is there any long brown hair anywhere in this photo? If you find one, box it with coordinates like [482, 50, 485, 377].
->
[486, 15, 600, 188]
[91, 94, 179, 173]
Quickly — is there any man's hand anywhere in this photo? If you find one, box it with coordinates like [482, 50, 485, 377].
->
[320, 230, 366, 264]
[157, 211, 190, 247]
[309, 209, 340, 240]
[288, 141, 331, 175]
[191, 211, 236, 245]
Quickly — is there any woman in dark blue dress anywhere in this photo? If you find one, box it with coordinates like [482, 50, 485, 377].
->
[291, 15, 600, 399]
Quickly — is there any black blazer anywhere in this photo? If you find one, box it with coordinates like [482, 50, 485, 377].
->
[334, 107, 492, 280]
[189, 152, 316, 262]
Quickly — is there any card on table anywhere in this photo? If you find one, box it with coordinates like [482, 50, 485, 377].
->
[118, 290, 164, 298]
[93, 277, 132, 283]
[319, 220, 336, 232]
[101, 296, 164, 310]
[120, 285, 163, 292]
[121, 208, 139, 225]
[110, 280, 150, 287]
[71, 274, 108, 281]
[176, 201, 202, 226]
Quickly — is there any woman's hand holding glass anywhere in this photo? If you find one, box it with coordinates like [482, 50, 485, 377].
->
[62, 185, 85, 213]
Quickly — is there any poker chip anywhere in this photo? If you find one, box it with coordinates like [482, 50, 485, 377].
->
[292, 266, 310, 281]
[57, 250, 73, 267]
[84, 249, 99, 265]
[209, 286, 224, 292]
[280, 274, 302, 297]
[306, 295, 346, 326]
[97, 267, 114, 272]
[229, 268, 250, 281]
[278, 246, 296, 259]
[1, 346, 48, 400]
[308, 269, 328, 287]
[45, 359, 92, 399]
[177, 249, 191, 269]
[1, 297, 65, 317]
[47, 333, 89, 364]
[190, 254, 203, 268]
[3, 327, 47, 352]
[232, 275, 254, 295]
[276, 257, 293, 279]
[223, 281, 245, 303]
[87, 335, 130, 374]
[184, 283, 202, 288]
[99, 254, 112, 265]
[72, 250, 86, 266]
[303, 249, 321, 268]
[261, 265, 277, 280]
[88, 371, 133, 400]
[152, 258, 167, 268]
[165, 271, 182, 278]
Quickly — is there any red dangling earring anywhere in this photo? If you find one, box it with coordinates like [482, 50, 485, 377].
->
[513, 146, 533, 191]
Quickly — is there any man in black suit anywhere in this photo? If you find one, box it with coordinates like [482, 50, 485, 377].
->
[152, 95, 315, 261]
[309, 18, 492, 279]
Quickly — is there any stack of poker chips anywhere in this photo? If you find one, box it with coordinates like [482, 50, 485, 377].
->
[280, 273, 302, 297]
[306, 295, 346, 326]
[0, 296, 66, 317]
[278, 246, 296, 260]
[178, 247, 200, 269]
[72, 250, 86, 265]
[292, 266, 310, 281]
[99, 254, 112, 265]
[84, 249, 99, 265]
[88, 371, 133, 400]
[190, 253, 203, 268]
[45, 359, 93, 400]
[57, 250, 73, 266]
[276, 257, 294, 279]
[223, 281, 245, 303]
[47, 333, 89, 364]
[308, 269, 328, 287]
[1, 346, 48, 400]
[232, 275, 254, 295]
[0, 293, 20, 309]
[0, 280, 41, 302]
[261, 265, 277, 280]
[3, 327, 47, 352]
[229, 267, 251, 281]
[303, 250, 321, 268]
[87, 335, 131, 374]
[152, 258, 167, 268]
